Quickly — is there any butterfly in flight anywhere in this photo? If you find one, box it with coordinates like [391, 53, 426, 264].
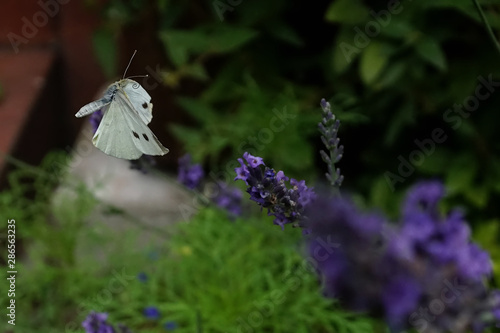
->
[75, 50, 169, 160]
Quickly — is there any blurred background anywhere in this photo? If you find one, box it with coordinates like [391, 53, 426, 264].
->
[1, 0, 500, 332]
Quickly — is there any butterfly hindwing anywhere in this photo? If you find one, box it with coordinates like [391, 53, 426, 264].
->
[115, 92, 169, 157]
[92, 102, 145, 160]
[120, 79, 153, 124]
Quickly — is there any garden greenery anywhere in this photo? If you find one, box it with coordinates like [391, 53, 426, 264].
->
[2, 0, 500, 332]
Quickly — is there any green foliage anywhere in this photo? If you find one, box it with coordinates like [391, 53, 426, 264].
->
[474, 219, 500, 283]
[0, 149, 365, 331]
[92, 28, 118, 79]
[77, 0, 500, 330]
[0, 152, 100, 332]
[90, 0, 500, 209]
[0, 152, 378, 332]
[83, 207, 378, 332]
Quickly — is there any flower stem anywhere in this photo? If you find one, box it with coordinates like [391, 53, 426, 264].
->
[472, 0, 500, 57]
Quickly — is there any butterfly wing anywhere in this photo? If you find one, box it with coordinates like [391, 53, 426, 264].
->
[120, 79, 153, 124]
[92, 92, 169, 160]
[92, 102, 144, 160]
[75, 84, 117, 118]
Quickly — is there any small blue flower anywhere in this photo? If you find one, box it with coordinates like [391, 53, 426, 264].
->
[144, 306, 161, 320]
[137, 272, 148, 282]
[164, 321, 178, 331]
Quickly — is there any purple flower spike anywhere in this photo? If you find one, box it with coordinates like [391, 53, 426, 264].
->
[178, 154, 204, 190]
[234, 152, 314, 229]
[82, 312, 114, 333]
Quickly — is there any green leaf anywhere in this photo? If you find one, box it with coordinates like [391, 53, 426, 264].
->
[376, 61, 407, 89]
[381, 19, 414, 39]
[332, 26, 359, 73]
[182, 62, 209, 81]
[415, 37, 447, 71]
[384, 103, 415, 146]
[359, 41, 390, 85]
[445, 154, 478, 195]
[464, 185, 489, 208]
[176, 97, 217, 123]
[417, 149, 451, 174]
[92, 29, 117, 79]
[325, 0, 369, 24]
[159, 30, 208, 66]
[207, 26, 258, 53]
[267, 20, 303, 46]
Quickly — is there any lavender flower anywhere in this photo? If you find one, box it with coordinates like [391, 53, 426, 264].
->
[82, 311, 133, 333]
[178, 154, 243, 217]
[306, 181, 499, 332]
[319, 98, 343, 189]
[144, 306, 161, 320]
[82, 312, 115, 333]
[178, 154, 204, 189]
[234, 152, 315, 229]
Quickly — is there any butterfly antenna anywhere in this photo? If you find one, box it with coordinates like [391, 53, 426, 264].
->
[126, 75, 149, 80]
[122, 49, 137, 79]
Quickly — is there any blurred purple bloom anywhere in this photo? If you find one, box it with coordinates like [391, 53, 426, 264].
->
[90, 109, 104, 134]
[214, 183, 243, 217]
[178, 154, 204, 189]
[144, 306, 161, 320]
[382, 275, 422, 328]
[234, 152, 315, 229]
[306, 181, 498, 332]
[82, 312, 114, 333]
[402, 180, 445, 219]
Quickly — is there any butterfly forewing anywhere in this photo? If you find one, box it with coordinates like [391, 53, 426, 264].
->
[120, 79, 153, 124]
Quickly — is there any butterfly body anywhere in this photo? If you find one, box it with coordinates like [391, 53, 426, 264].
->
[76, 79, 169, 160]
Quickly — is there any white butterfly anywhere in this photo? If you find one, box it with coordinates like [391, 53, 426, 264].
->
[75, 51, 169, 160]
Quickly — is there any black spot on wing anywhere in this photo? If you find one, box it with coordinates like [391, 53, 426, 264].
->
[133, 131, 140, 139]
[142, 134, 149, 141]
[142, 102, 148, 109]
